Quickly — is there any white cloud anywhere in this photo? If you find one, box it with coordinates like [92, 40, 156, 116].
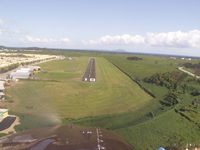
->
[83, 30, 200, 49]
[23, 36, 71, 44]
[13, 30, 28, 35]
[83, 34, 145, 45]
[60, 38, 71, 43]
[146, 30, 200, 48]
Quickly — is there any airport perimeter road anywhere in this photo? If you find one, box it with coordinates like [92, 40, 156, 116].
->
[178, 67, 200, 79]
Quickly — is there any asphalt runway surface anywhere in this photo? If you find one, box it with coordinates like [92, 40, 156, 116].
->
[82, 58, 96, 82]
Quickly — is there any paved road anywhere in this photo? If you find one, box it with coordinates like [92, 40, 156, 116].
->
[178, 67, 200, 79]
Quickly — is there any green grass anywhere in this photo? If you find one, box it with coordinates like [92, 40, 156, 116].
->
[5, 52, 200, 150]
[35, 57, 88, 81]
[6, 57, 152, 130]
[105, 55, 180, 78]
[100, 54, 200, 149]
[63, 100, 163, 129]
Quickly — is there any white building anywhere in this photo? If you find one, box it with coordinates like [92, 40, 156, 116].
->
[17, 68, 34, 73]
[10, 67, 38, 80]
[0, 92, 5, 100]
[0, 109, 8, 121]
[10, 72, 31, 80]
[0, 81, 5, 92]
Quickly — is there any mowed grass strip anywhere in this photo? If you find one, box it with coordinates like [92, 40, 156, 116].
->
[35, 57, 88, 81]
[6, 57, 152, 129]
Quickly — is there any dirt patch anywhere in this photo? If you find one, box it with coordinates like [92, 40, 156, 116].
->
[0, 124, 135, 150]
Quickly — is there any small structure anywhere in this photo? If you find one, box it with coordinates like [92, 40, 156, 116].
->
[0, 109, 8, 121]
[17, 68, 34, 74]
[10, 67, 36, 80]
[67, 57, 73, 61]
[10, 72, 31, 80]
[0, 81, 5, 100]
[0, 92, 5, 100]
[0, 81, 5, 92]
[170, 57, 177, 60]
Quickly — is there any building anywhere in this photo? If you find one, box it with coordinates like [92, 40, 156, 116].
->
[0, 81, 5, 92]
[17, 67, 34, 73]
[0, 109, 8, 121]
[10, 67, 36, 80]
[0, 92, 5, 100]
[10, 71, 31, 80]
[0, 81, 5, 100]
[68, 57, 73, 61]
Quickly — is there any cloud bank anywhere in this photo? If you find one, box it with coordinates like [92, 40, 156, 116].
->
[83, 34, 145, 45]
[83, 30, 200, 48]
[22, 36, 71, 44]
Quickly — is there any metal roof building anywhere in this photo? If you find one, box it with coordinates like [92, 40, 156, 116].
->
[17, 67, 34, 73]
[10, 72, 31, 80]
[10, 67, 35, 80]
[0, 82, 5, 91]
[0, 92, 5, 96]
[0, 92, 5, 100]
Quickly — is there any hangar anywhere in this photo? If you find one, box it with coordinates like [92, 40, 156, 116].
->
[10, 71, 31, 80]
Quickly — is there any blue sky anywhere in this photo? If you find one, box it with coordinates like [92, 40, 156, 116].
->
[0, 0, 200, 56]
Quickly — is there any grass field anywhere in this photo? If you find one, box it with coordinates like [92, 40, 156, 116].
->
[64, 54, 200, 150]
[105, 54, 195, 78]
[35, 57, 88, 81]
[104, 54, 200, 149]
[5, 57, 152, 130]
[3, 52, 200, 150]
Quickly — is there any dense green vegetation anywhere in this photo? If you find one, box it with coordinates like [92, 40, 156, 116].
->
[183, 62, 200, 75]
[143, 71, 187, 89]
[0, 63, 19, 73]
[183, 62, 200, 69]
[127, 56, 143, 61]
[104, 54, 200, 150]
